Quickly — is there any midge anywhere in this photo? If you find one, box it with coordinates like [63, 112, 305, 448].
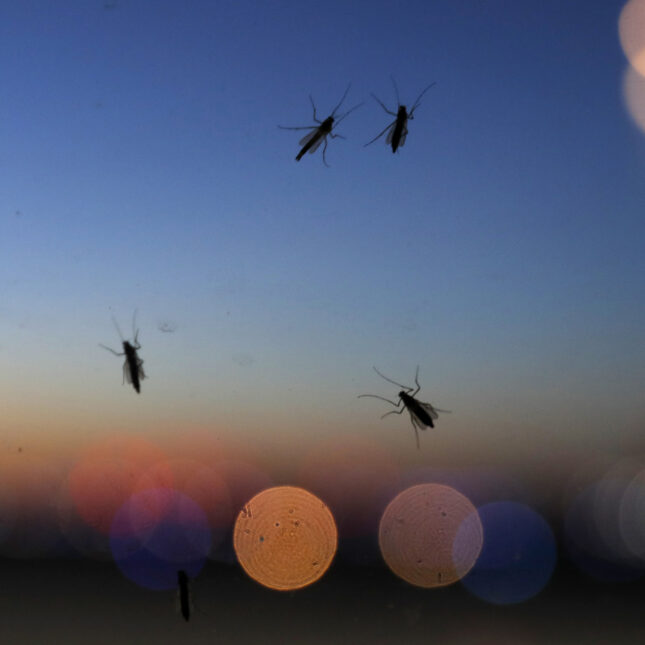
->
[358, 366, 449, 449]
[177, 570, 192, 622]
[365, 78, 436, 153]
[99, 311, 146, 394]
[279, 84, 362, 167]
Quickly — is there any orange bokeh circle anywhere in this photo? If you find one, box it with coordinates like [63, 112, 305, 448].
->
[379, 483, 483, 588]
[233, 486, 337, 590]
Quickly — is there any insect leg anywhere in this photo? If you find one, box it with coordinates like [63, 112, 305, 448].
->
[321, 136, 330, 167]
[408, 413, 426, 449]
[413, 423, 420, 450]
[381, 405, 406, 419]
[278, 125, 319, 130]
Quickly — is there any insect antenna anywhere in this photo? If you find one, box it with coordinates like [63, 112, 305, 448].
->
[390, 75, 401, 107]
[333, 101, 364, 129]
[131, 309, 140, 345]
[330, 83, 352, 117]
[278, 124, 318, 130]
[357, 393, 401, 407]
[372, 366, 411, 391]
[409, 82, 437, 117]
[99, 315, 126, 354]
[111, 315, 125, 342]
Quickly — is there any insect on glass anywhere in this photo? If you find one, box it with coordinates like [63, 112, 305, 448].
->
[365, 78, 436, 153]
[177, 570, 191, 622]
[99, 312, 146, 394]
[279, 84, 362, 167]
[358, 366, 449, 449]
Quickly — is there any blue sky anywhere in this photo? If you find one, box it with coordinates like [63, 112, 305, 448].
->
[1, 0, 644, 476]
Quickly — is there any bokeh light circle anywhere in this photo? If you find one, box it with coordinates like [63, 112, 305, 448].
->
[233, 486, 337, 590]
[619, 0, 645, 77]
[136, 458, 234, 554]
[460, 502, 556, 604]
[378, 483, 482, 588]
[110, 488, 211, 590]
[68, 436, 172, 535]
[623, 65, 645, 135]
[620, 468, 645, 560]
[565, 481, 645, 582]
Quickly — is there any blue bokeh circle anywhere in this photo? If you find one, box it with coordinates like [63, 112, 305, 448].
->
[459, 501, 556, 604]
[110, 488, 211, 590]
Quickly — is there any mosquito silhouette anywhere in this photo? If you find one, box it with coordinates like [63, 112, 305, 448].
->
[279, 84, 362, 167]
[365, 78, 436, 153]
[99, 311, 146, 393]
[177, 570, 191, 622]
[358, 366, 449, 449]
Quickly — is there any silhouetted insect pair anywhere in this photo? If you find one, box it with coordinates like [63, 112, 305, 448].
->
[359, 366, 449, 450]
[279, 79, 436, 165]
[99, 311, 145, 394]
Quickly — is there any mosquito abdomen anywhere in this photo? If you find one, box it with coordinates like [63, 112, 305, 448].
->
[296, 132, 321, 161]
[124, 343, 142, 393]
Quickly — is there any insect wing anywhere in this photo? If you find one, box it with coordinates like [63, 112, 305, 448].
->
[385, 123, 396, 146]
[307, 133, 325, 154]
[409, 410, 428, 430]
[298, 127, 319, 147]
[137, 357, 146, 380]
[399, 125, 408, 148]
[122, 357, 145, 383]
[419, 402, 439, 420]
[123, 360, 133, 384]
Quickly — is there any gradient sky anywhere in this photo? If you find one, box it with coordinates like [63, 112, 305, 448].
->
[1, 0, 645, 489]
